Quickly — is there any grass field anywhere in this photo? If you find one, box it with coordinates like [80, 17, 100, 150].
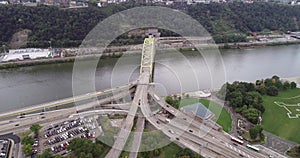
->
[135, 142, 202, 158]
[179, 98, 232, 133]
[262, 88, 300, 144]
[159, 143, 183, 158]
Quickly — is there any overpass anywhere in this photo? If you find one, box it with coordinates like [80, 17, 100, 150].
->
[0, 37, 282, 158]
[105, 37, 155, 158]
[0, 82, 136, 119]
[105, 37, 270, 158]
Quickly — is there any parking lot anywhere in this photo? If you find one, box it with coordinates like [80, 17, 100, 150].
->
[38, 116, 100, 156]
[0, 139, 10, 158]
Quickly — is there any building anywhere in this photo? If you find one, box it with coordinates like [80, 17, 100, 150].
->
[185, 90, 211, 98]
[0, 1, 9, 4]
[180, 103, 214, 120]
[1, 48, 52, 62]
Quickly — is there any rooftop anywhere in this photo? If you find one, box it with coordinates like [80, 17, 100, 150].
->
[180, 103, 213, 120]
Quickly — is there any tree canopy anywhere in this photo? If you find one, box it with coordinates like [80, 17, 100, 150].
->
[1, 3, 300, 48]
[67, 138, 104, 158]
[30, 124, 42, 135]
[218, 76, 296, 123]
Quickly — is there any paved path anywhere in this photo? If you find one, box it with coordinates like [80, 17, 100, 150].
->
[208, 95, 238, 135]
[210, 95, 299, 156]
[262, 130, 297, 155]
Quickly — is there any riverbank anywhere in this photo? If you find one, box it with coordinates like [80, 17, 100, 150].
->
[0, 51, 126, 69]
[1, 39, 300, 69]
[218, 39, 300, 49]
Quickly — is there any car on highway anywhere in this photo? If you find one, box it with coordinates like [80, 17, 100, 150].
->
[176, 137, 180, 140]
[189, 129, 193, 133]
[169, 130, 175, 134]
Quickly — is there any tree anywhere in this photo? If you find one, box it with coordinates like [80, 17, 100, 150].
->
[264, 78, 273, 87]
[30, 124, 42, 135]
[176, 148, 201, 158]
[249, 128, 257, 139]
[291, 82, 297, 89]
[67, 138, 103, 157]
[244, 91, 263, 106]
[36, 149, 62, 158]
[256, 125, 263, 134]
[21, 135, 34, 145]
[24, 144, 33, 156]
[228, 90, 243, 108]
[274, 80, 283, 90]
[165, 96, 180, 109]
[249, 127, 258, 139]
[153, 149, 161, 156]
[283, 81, 290, 90]
[272, 75, 280, 81]
[266, 86, 279, 96]
[249, 125, 263, 139]
[242, 108, 260, 124]
[257, 84, 266, 95]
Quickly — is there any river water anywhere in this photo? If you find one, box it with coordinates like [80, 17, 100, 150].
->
[1, 44, 300, 112]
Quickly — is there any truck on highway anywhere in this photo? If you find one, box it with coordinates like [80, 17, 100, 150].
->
[231, 136, 244, 145]
[246, 144, 260, 152]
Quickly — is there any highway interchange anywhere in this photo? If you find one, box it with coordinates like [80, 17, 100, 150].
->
[0, 37, 285, 158]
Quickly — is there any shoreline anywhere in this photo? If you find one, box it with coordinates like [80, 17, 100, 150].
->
[1, 40, 300, 70]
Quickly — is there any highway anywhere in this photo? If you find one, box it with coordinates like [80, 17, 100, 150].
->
[1, 37, 284, 158]
[104, 37, 273, 158]
[148, 92, 267, 158]
[0, 82, 135, 119]
[0, 89, 134, 134]
[105, 71, 150, 158]
[105, 38, 155, 158]
[128, 117, 145, 158]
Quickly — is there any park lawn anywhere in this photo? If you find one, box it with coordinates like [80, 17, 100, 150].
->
[262, 88, 300, 144]
[179, 98, 232, 133]
[159, 143, 182, 158]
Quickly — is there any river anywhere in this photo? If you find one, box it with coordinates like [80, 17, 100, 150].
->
[1, 44, 300, 112]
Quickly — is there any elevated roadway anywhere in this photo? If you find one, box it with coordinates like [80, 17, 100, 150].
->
[128, 117, 145, 158]
[105, 71, 150, 158]
[106, 38, 155, 158]
[0, 82, 136, 119]
[0, 89, 134, 134]
[148, 91, 267, 158]
[1, 37, 284, 158]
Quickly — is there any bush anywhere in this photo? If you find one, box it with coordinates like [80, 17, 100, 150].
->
[266, 86, 279, 96]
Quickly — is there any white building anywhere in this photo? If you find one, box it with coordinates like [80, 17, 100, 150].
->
[1, 48, 51, 62]
[0, 1, 9, 4]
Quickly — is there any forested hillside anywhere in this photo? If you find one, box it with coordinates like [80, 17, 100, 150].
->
[1, 2, 300, 48]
